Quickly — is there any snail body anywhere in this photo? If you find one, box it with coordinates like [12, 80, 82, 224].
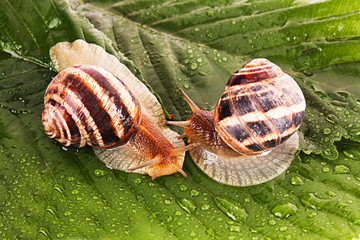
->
[44, 40, 192, 179]
[166, 59, 305, 186]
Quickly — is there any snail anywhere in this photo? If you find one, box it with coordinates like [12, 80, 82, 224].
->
[165, 58, 306, 186]
[43, 40, 194, 179]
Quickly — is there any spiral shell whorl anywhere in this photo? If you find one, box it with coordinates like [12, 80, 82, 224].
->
[226, 58, 283, 87]
[214, 58, 306, 155]
[42, 65, 141, 148]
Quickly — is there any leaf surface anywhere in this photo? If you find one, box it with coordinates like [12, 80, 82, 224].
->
[1, 0, 360, 239]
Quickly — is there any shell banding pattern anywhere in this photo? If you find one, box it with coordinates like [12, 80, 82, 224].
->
[42, 64, 141, 148]
[214, 58, 306, 155]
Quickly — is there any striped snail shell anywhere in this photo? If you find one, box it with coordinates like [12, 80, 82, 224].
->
[42, 65, 141, 148]
[166, 58, 305, 186]
[214, 58, 305, 155]
[44, 40, 191, 179]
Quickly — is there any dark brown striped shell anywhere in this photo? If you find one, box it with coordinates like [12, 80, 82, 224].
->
[42, 65, 141, 149]
[214, 58, 306, 155]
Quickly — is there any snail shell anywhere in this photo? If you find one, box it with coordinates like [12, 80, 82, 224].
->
[166, 58, 305, 186]
[46, 40, 187, 178]
[42, 65, 141, 148]
[214, 58, 305, 155]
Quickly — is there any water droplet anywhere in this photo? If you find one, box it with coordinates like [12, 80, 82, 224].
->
[196, 58, 203, 63]
[194, 27, 200, 32]
[213, 196, 248, 221]
[280, 226, 288, 232]
[191, 189, 200, 197]
[326, 191, 337, 197]
[71, 189, 79, 195]
[183, 83, 190, 89]
[268, 219, 276, 226]
[350, 127, 360, 136]
[177, 198, 196, 213]
[187, 49, 193, 54]
[334, 165, 350, 174]
[271, 202, 299, 219]
[38, 227, 48, 237]
[323, 128, 331, 135]
[46, 207, 56, 215]
[48, 18, 62, 29]
[67, 176, 75, 181]
[323, 167, 330, 173]
[222, 57, 228, 62]
[53, 184, 63, 193]
[56, 232, 65, 238]
[133, 178, 142, 184]
[308, 212, 317, 217]
[64, 211, 72, 216]
[325, 114, 338, 124]
[300, 193, 334, 211]
[179, 185, 188, 191]
[164, 199, 171, 205]
[190, 63, 198, 70]
[343, 148, 360, 160]
[201, 204, 210, 211]
[290, 176, 304, 186]
[94, 169, 106, 176]
[229, 225, 241, 232]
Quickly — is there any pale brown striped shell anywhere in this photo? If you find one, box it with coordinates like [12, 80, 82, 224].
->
[42, 65, 141, 148]
[214, 58, 305, 155]
[165, 58, 305, 186]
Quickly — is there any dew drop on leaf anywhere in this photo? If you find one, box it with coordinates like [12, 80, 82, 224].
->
[271, 202, 299, 219]
[133, 178, 142, 184]
[167, 216, 173, 222]
[201, 204, 210, 211]
[177, 198, 196, 213]
[64, 211, 72, 216]
[343, 148, 360, 160]
[56, 233, 64, 238]
[333, 165, 350, 174]
[94, 169, 106, 176]
[326, 191, 337, 197]
[190, 63, 198, 70]
[280, 226, 288, 232]
[355, 174, 360, 181]
[213, 195, 248, 221]
[179, 184, 188, 191]
[322, 128, 331, 135]
[190, 189, 200, 197]
[290, 176, 304, 186]
[38, 227, 48, 237]
[268, 219, 276, 226]
[229, 225, 241, 232]
[325, 114, 338, 124]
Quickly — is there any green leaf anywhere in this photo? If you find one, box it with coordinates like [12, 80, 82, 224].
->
[1, 0, 360, 239]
